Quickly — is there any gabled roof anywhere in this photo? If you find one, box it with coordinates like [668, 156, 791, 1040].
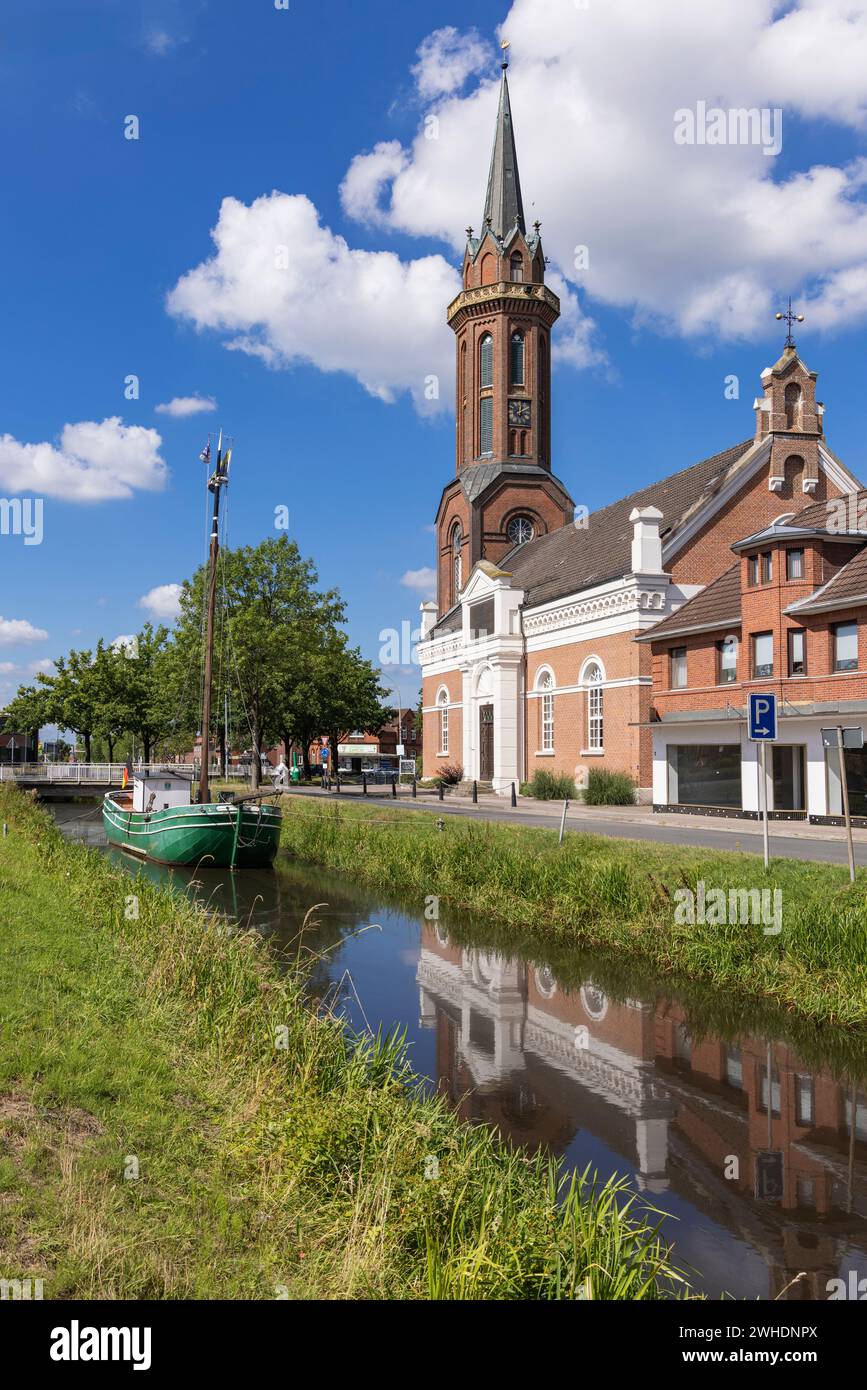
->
[636, 564, 742, 643]
[482, 66, 525, 240]
[499, 439, 753, 608]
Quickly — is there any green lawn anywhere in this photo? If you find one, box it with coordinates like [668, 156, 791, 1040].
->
[0, 785, 686, 1300]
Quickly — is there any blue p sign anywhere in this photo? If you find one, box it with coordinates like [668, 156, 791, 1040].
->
[749, 693, 777, 741]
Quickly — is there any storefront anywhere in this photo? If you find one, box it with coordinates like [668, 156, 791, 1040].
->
[651, 715, 867, 822]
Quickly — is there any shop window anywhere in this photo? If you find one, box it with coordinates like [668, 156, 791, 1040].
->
[668, 744, 741, 808]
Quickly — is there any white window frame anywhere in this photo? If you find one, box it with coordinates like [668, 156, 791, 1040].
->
[586, 663, 604, 752]
[437, 688, 450, 755]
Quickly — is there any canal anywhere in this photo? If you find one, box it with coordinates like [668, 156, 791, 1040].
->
[55, 802, 867, 1301]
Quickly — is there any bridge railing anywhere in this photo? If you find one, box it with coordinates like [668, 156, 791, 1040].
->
[0, 762, 252, 784]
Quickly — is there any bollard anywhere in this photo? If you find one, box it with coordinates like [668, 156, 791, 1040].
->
[2, 822, 6, 837]
[510, 781, 517, 808]
[362, 774, 367, 796]
[558, 798, 570, 845]
[472, 780, 478, 804]
[438, 780, 444, 802]
[336, 776, 341, 795]
[392, 777, 397, 799]
[412, 776, 417, 799]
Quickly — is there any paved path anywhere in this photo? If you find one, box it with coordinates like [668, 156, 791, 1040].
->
[282, 785, 867, 868]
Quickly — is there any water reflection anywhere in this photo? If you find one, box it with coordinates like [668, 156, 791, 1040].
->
[55, 803, 867, 1300]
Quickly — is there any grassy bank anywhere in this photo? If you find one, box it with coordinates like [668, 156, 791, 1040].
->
[0, 785, 686, 1300]
[279, 798, 867, 1031]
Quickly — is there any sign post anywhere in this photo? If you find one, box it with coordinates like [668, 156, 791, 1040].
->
[748, 693, 777, 871]
[821, 727, 862, 884]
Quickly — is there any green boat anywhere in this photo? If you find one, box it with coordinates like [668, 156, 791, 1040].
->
[101, 429, 283, 870]
[102, 777, 282, 869]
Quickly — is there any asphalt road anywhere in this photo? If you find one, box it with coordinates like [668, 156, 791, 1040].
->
[285, 786, 867, 868]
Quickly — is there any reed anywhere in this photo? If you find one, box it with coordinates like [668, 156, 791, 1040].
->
[0, 784, 688, 1300]
[280, 797, 867, 1030]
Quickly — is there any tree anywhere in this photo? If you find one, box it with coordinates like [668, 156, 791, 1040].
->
[36, 648, 103, 761]
[119, 625, 179, 763]
[2, 684, 52, 756]
[173, 536, 345, 789]
[282, 642, 393, 781]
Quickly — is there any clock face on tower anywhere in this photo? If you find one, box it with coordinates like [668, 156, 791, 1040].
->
[508, 399, 531, 427]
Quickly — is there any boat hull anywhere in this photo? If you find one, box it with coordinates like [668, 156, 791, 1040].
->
[102, 794, 282, 868]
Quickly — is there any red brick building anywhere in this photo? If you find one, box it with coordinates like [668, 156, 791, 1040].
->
[642, 479, 867, 820]
[418, 63, 862, 798]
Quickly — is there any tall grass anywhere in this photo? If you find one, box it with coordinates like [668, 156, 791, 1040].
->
[280, 798, 867, 1030]
[0, 785, 689, 1300]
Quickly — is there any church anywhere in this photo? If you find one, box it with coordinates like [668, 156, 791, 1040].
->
[418, 59, 863, 802]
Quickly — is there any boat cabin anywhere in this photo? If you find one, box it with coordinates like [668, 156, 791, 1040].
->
[132, 770, 192, 813]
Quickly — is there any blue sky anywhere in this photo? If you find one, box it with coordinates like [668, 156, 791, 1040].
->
[3, 0, 867, 716]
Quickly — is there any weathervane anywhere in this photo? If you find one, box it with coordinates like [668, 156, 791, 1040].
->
[775, 297, 804, 350]
[501, 38, 510, 70]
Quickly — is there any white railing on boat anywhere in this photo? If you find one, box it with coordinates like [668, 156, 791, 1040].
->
[0, 763, 251, 784]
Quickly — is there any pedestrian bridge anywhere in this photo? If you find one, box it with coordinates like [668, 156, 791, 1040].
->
[0, 763, 248, 796]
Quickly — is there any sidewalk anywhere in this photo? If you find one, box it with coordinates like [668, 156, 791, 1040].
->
[284, 783, 867, 845]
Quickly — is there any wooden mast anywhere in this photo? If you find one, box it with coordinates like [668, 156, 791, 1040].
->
[199, 431, 228, 806]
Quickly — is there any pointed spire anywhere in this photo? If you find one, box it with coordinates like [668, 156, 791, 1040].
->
[481, 51, 525, 241]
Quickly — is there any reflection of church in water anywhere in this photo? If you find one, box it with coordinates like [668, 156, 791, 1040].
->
[417, 925, 867, 1299]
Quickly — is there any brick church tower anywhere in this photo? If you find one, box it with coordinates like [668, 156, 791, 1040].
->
[434, 56, 574, 617]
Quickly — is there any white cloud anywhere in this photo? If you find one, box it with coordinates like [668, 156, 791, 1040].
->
[28, 657, 55, 676]
[167, 194, 459, 411]
[0, 618, 49, 646]
[138, 583, 182, 620]
[143, 28, 176, 57]
[341, 0, 867, 343]
[401, 567, 437, 596]
[0, 418, 167, 501]
[0, 662, 15, 673]
[411, 27, 492, 101]
[111, 635, 137, 655]
[155, 395, 216, 418]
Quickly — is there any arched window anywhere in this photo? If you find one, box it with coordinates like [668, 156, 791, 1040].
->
[437, 688, 450, 755]
[510, 252, 524, 283]
[458, 341, 467, 461]
[451, 522, 463, 601]
[785, 383, 802, 430]
[537, 670, 554, 752]
[510, 331, 525, 385]
[585, 663, 604, 750]
[479, 333, 493, 389]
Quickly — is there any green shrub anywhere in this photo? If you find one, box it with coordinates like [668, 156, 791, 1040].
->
[584, 768, 636, 806]
[524, 770, 576, 800]
[437, 763, 464, 786]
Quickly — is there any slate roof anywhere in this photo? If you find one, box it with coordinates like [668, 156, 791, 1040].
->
[499, 438, 754, 609]
[482, 67, 525, 239]
[635, 564, 742, 642]
[458, 461, 567, 505]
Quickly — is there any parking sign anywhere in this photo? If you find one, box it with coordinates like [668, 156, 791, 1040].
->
[748, 692, 777, 741]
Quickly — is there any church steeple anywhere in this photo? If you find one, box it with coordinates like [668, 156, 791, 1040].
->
[482, 59, 525, 240]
